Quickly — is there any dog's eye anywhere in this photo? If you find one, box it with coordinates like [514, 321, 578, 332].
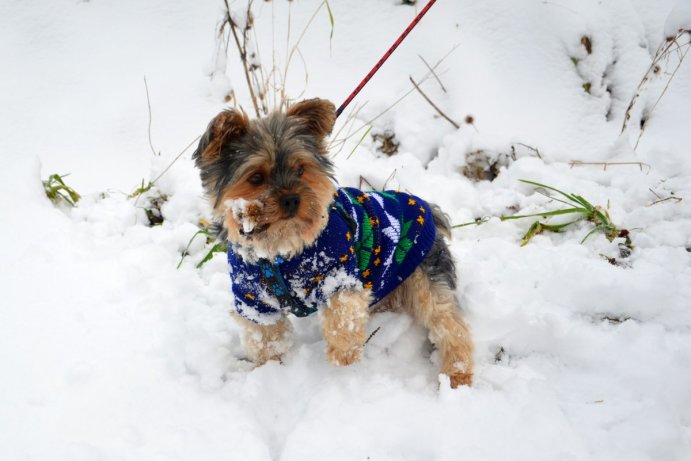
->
[297, 165, 305, 177]
[248, 173, 264, 186]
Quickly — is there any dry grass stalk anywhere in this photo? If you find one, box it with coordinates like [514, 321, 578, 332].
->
[222, 0, 263, 117]
[634, 31, 690, 150]
[333, 44, 460, 155]
[418, 54, 447, 92]
[621, 30, 691, 146]
[409, 76, 460, 129]
[219, 0, 334, 116]
[647, 196, 683, 207]
[647, 187, 683, 207]
[569, 160, 651, 173]
[512, 142, 541, 159]
[143, 76, 159, 156]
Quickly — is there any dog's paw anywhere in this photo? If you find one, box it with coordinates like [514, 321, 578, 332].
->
[326, 345, 362, 367]
[447, 371, 473, 388]
[252, 352, 284, 367]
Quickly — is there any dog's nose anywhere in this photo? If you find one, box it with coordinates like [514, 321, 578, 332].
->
[279, 194, 301, 216]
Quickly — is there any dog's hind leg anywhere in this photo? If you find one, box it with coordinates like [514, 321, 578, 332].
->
[401, 268, 474, 387]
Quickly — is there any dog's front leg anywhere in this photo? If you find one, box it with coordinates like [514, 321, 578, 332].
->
[322, 289, 371, 366]
[234, 313, 293, 365]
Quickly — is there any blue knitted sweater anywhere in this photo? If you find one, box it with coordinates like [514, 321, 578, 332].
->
[228, 187, 437, 324]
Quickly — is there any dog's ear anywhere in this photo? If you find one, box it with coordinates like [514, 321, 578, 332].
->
[193, 109, 250, 164]
[287, 98, 336, 139]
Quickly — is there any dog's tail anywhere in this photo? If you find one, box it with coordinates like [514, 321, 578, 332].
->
[421, 201, 457, 291]
[429, 202, 452, 240]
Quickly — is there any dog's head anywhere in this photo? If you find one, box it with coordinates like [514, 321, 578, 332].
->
[193, 98, 337, 260]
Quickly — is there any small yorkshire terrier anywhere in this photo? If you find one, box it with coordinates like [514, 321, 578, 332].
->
[193, 98, 473, 387]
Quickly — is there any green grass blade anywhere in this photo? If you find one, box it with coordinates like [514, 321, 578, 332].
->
[500, 207, 588, 221]
[520, 218, 584, 246]
[346, 125, 372, 159]
[533, 190, 578, 208]
[452, 216, 489, 228]
[324, 0, 335, 41]
[570, 194, 594, 212]
[195, 243, 228, 269]
[43, 173, 81, 207]
[520, 221, 541, 246]
[540, 219, 583, 232]
[129, 179, 154, 199]
[177, 229, 210, 269]
[519, 179, 580, 205]
[592, 208, 611, 226]
[581, 225, 604, 244]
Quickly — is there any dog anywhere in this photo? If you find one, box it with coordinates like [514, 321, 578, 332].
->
[193, 98, 473, 387]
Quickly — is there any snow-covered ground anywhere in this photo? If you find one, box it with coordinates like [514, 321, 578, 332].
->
[2, 0, 691, 459]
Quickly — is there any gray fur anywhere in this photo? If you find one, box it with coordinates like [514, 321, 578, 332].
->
[419, 203, 458, 291]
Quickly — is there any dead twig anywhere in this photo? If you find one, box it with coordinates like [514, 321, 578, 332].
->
[329, 101, 368, 156]
[151, 135, 202, 186]
[646, 188, 684, 206]
[364, 326, 381, 346]
[418, 54, 446, 92]
[634, 35, 690, 150]
[336, 44, 460, 150]
[621, 30, 691, 137]
[452, 217, 489, 229]
[279, 0, 328, 112]
[223, 0, 261, 118]
[512, 142, 542, 159]
[359, 175, 376, 190]
[409, 76, 460, 129]
[143, 76, 159, 157]
[646, 195, 682, 207]
[569, 160, 651, 174]
[345, 125, 372, 160]
[382, 169, 398, 190]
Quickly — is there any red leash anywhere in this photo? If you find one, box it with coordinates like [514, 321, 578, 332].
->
[335, 0, 438, 118]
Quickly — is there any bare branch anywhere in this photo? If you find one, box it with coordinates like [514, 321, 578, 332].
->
[409, 76, 460, 129]
[418, 54, 446, 92]
[512, 142, 542, 159]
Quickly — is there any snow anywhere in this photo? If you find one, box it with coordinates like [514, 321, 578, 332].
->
[665, 0, 691, 38]
[225, 198, 264, 234]
[2, 0, 691, 460]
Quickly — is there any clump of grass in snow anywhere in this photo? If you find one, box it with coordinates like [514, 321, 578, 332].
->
[501, 179, 631, 248]
[177, 223, 228, 269]
[128, 180, 167, 226]
[43, 173, 81, 207]
[128, 179, 154, 199]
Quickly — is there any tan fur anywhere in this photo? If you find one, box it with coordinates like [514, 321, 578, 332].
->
[199, 110, 250, 165]
[377, 268, 474, 387]
[218, 150, 336, 261]
[234, 313, 293, 365]
[322, 289, 372, 366]
[222, 181, 335, 261]
[286, 98, 337, 142]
